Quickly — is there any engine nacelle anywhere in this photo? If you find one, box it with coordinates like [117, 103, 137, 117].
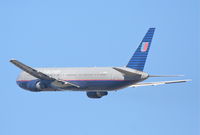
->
[86, 91, 108, 98]
[18, 80, 48, 92]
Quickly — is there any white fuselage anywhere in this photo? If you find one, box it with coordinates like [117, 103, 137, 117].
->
[17, 67, 149, 92]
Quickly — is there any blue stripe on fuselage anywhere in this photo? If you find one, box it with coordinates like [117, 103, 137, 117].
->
[66, 80, 134, 90]
[17, 79, 135, 91]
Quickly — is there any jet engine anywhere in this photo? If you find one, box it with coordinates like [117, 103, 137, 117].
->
[86, 91, 108, 98]
[24, 80, 48, 92]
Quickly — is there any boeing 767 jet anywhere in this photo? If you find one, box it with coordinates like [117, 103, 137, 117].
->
[10, 28, 190, 98]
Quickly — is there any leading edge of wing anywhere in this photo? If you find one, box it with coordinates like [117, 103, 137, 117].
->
[130, 79, 192, 87]
[10, 59, 54, 80]
[10, 59, 80, 88]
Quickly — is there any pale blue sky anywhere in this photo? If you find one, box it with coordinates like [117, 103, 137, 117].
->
[0, 0, 199, 135]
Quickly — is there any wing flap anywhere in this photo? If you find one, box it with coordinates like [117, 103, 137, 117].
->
[52, 80, 80, 88]
[130, 79, 191, 87]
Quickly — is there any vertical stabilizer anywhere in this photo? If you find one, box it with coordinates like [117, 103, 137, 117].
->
[126, 28, 155, 71]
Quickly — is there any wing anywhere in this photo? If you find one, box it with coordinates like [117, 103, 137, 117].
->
[10, 59, 80, 88]
[130, 79, 191, 87]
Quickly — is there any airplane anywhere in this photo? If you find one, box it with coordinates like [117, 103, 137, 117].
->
[10, 28, 191, 98]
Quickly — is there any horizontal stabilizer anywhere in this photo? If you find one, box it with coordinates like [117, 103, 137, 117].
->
[113, 67, 137, 75]
[149, 75, 184, 77]
[130, 79, 191, 87]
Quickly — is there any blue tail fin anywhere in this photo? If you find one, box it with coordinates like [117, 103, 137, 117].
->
[126, 28, 155, 71]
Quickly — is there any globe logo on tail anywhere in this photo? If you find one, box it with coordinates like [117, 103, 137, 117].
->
[141, 42, 149, 52]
